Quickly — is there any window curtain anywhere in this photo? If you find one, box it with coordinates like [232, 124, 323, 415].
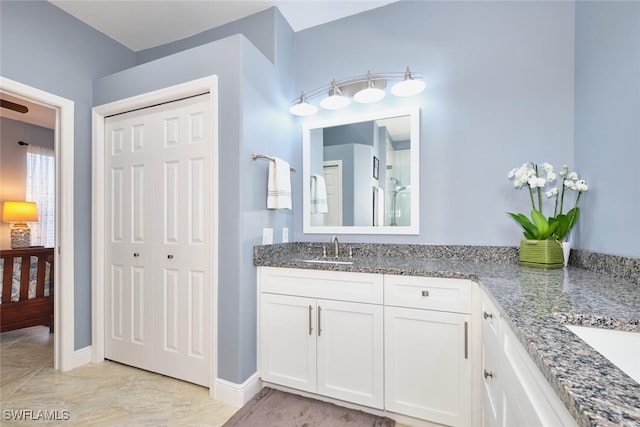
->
[26, 145, 55, 247]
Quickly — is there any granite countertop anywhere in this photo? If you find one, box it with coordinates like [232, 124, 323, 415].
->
[254, 243, 640, 427]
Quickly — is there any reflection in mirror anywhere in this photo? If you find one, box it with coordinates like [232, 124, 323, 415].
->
[303, 107, 419, 234]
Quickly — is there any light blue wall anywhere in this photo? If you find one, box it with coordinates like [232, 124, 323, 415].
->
[292, 1, 576, 246]
[0, 1, 136, 349]
[574, 1, 640, 258]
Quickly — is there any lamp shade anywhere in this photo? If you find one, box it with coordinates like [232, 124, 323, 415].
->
[290, 93, 318, 116]
[2, 201, 38, 223]
[391, 78, 426, 97]
[320, 94, 350, 110]
[290, 101, 318, 116]
[353, 87, 386, 104]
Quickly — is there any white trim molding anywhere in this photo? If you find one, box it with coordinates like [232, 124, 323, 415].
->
[91, 76, 219, 389]
[0, 76, 75, 372]
[73, 345, 93, 367]
[214, 373, 262, 407]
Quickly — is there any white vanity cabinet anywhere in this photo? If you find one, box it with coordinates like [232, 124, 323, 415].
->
[258, 267, 384, 409]
[479, 292, 577, 427]
[384, 275, 475, 426]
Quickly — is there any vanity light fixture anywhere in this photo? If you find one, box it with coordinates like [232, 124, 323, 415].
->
[391, 67, 427, 97]
[289, 92, 319, 116]
[319, 80, 350, 110]
[290, 67, 425, 116]
[353, 71, 386, 104]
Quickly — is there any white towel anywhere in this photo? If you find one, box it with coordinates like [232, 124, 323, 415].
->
[373, 186, 384, 226]
[267, 157, 292, 210]
[310, 174, 328, 214]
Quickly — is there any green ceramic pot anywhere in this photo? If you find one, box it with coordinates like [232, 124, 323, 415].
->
[519, 239, 564, 269]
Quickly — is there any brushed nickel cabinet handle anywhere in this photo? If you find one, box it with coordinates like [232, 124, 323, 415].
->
[133, 253, 140, 257]
[317, 306, 322, 337]
[308, 305, 313, 336]
[421, 290, 430, 297]
[483, 311, 493, 319]
[167, 254, 174, 259]
[464, 321, 469, 359]
[484, 369, 494, 379]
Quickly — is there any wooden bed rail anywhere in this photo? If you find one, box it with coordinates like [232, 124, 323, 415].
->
[1, 247, 55, 333]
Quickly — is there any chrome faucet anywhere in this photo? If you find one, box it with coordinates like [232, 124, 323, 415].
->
[330, 236, 340, 258]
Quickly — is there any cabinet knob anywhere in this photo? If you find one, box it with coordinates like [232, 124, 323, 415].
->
[484, 369, 494, 379]
[167, 254, 174, 259]
[421, 290, 430, 297]
[483, 311, 493, 320]
[133, 253, 140, 257]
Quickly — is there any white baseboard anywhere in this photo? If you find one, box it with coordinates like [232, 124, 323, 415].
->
[72, 345, 92, 369]
[214, 373, 262, 407]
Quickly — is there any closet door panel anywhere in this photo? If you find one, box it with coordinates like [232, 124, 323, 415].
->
[105, 94, 211, 386]
[105, 115, 154, 368]
[154, 95, 211, 386]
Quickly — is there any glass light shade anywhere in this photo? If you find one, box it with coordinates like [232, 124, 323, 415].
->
[320, 94, 350, 110]
[391, 78, 426, 97]
[2, 201, 38, 223]
[353, 87, 386, 104]
[290, 101, 318, 116]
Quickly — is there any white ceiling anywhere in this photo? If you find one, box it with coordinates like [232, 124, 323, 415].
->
[48, 0, 394, 52]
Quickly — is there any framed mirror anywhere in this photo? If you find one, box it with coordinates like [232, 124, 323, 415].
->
[302, 107, 419, 234]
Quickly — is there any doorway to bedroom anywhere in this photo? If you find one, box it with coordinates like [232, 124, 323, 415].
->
[0, 91, 55, 359]
[0, 77, 75, 372]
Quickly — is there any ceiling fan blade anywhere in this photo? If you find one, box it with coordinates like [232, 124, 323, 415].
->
[1, 99, 29, 114]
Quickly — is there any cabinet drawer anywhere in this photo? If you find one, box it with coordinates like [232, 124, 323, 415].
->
[259, 267, 383, 304]
[481, 293, 501, 343]
[384, 275, 472, 313]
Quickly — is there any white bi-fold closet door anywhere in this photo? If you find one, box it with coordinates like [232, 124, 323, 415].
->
[104, 94, 211, 386]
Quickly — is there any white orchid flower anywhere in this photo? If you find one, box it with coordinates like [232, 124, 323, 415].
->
[541, 162, 554, 173]
[565, 180, 577, 190]
[513, 164, 532, 180]
[546, 188, 559, 198]
[575, 180, 588, 192]
[514, 180, 525, 189]
[546, 171, 557, 183]
[568, 172, 579, 180]
[528, 176, 546, 188]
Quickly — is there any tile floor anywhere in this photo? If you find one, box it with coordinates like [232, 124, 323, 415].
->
[0, 326, 238, 426]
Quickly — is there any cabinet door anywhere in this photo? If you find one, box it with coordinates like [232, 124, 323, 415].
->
[385, 306, 472, 426]
[317, 300, 384, 409]
[481, 295, 502, 427]
[501, 329, 577, 427]
[260, 293, 316, 392]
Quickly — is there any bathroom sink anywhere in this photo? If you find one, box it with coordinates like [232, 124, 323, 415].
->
[298, 259, 354, 266]
[566, 325, 640, 384]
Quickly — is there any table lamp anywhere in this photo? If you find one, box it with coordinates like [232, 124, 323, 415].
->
[2, 201, 38, 248]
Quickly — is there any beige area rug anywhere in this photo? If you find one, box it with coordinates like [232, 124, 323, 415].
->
[222, 387, 395, 427]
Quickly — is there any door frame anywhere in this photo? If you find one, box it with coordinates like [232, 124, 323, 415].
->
[0, 76, 75, 371]
[323, 160, 343, 226]
[91, 76, 219, 390]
